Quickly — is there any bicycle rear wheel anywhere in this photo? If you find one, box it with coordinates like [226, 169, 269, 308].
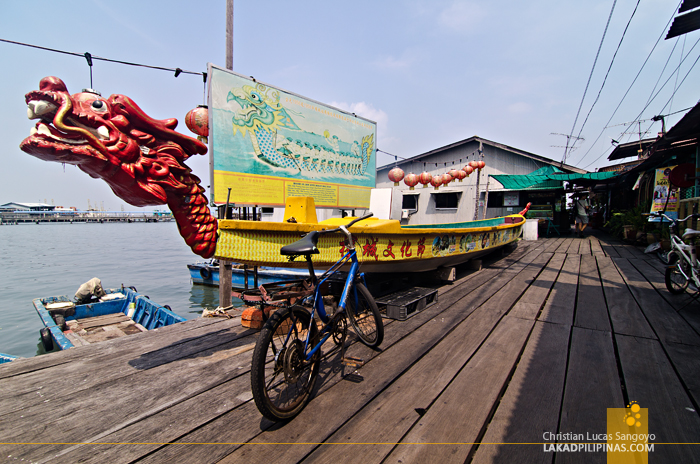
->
[250, 305, 320, 422]
[665, 260, 690, 294]
[346, 282, 384, 348]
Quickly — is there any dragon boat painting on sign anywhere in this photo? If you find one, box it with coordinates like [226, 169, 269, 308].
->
[208, 65, 376, 209]
[215, 197, 525, 274]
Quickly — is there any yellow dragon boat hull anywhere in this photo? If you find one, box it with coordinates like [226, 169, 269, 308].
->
[215, 198, 524, 273]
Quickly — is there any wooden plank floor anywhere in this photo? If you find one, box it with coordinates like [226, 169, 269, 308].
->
[2, 230, 700, 463]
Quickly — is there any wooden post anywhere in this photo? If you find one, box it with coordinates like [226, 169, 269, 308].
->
[473, 141, 484, 221]
[218, 188, 233, 309]
[482, 177, 490, 220]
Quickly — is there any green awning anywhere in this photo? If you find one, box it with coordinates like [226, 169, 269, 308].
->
[490, 169, 617, 191]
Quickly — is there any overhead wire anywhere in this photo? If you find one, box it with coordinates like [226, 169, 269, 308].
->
[573, 0, 684, 168]
[573, 0, 641, 146]
[643, 36, 681, 110]
[617, 35, 700, 144]
[562, 0, 618, 165]
[669, 35, 687, 114]
[0, 38, 203, 76]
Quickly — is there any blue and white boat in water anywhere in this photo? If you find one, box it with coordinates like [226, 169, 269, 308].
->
[33, 286, 185, 351]
[188, 260, 318, 287]
[0, 353, 19, 364]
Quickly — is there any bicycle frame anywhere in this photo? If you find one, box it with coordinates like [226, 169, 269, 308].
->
[649, 212, 700, 287]
[668, 234, 700, 286]
[279, 225, 368, 363]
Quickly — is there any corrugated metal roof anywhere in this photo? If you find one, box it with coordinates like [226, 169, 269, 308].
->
[377, 136, 587, 174]
[667, 7, 700, 39]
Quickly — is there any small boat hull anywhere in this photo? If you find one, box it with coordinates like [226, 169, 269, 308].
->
[0, 353, 19, 364]
[33, 287, 186, 351]
[188, 262, 315, 287]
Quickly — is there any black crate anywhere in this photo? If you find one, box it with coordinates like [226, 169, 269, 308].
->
[375, 287, 438, 320]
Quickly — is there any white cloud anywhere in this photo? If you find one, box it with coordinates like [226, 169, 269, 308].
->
[330, 101, 390, 152]
[330, 101, 388, 129]
[438, 1, 487, 33]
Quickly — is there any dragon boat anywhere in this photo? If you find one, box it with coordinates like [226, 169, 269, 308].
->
[17, 76, 525, 275]
[214, 197, 526, 274]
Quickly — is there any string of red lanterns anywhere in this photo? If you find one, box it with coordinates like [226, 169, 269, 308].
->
[185, 105, 209, 143]
[388, 158, 485, 188]
[404, 172, 419, 190]
[388, 166, 405, 186]
[419, 171, 432, 188]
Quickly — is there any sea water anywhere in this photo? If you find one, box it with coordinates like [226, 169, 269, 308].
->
[0, 221, 225, 358]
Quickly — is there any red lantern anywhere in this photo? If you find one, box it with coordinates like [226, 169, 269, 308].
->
[469, 160, 479, 169]
[430, 175, 442, 190]
[464, 165, 474, 176]
[404, 172, 419, 190]
[455, 169, 467, 182]
[448, 169, 459, 179]
[388, 167, 405, 186]
[441, 173, 453, 185]
[419, 171, 432, 188]
[185, 105, 209, 143]
[478, 160, 486, 170]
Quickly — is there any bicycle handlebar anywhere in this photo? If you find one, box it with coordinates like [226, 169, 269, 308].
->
[644, 212, 700, 223]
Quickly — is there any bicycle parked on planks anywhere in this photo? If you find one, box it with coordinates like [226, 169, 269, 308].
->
[250, 213, 384, 422]
[644, 211, 700, 294]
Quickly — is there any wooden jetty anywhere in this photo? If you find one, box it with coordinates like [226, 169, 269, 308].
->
[0, 211, 172, 224]
[1, 231, 700, 463]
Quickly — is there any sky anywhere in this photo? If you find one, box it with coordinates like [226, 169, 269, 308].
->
[1, 0, 698, 211]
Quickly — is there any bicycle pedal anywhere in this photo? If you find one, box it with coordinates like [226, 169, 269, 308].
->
[343, 373, 364, 383]
[341, 356, 364, 368]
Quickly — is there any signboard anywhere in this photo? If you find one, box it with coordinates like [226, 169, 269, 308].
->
[649, 166, 679, 222]
[208, 65, 377, 208]
[503, 192, 519, 207]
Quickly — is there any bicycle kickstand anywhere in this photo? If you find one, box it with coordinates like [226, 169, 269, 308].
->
[340, 338, 365, 382]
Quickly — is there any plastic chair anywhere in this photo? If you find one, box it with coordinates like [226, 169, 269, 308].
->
[546, 218, 560, 237]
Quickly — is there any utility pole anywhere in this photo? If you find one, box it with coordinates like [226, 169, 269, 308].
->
[226, 0, 233, 70]
[482, 177, 490, 220]
[473, 141, 484, 221]
[220, 0, 234, 310]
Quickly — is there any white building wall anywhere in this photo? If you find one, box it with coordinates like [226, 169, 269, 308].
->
[376, 139, 551, 225]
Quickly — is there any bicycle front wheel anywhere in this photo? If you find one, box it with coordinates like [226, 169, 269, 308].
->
[346, 282, 384, 348]
[665, 262, 690, 294]
[250, 305, 320, 422]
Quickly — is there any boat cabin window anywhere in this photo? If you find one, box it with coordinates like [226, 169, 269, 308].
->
[433, 192, 460, 209]
[261, 207, 274, 215]
[402, 194, 418, 211]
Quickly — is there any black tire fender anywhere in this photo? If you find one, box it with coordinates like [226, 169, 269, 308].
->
[53, 314, 67, 331]
[200, 267, 212, 280]
[40, 328, 54, 352]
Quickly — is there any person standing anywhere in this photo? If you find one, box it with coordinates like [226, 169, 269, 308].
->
[574, 192, 591, 238]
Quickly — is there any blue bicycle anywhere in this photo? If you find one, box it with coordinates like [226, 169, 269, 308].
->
[250, 213, 384, 421]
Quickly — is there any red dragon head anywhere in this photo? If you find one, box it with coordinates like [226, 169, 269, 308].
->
[20, 76, 218, 258]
